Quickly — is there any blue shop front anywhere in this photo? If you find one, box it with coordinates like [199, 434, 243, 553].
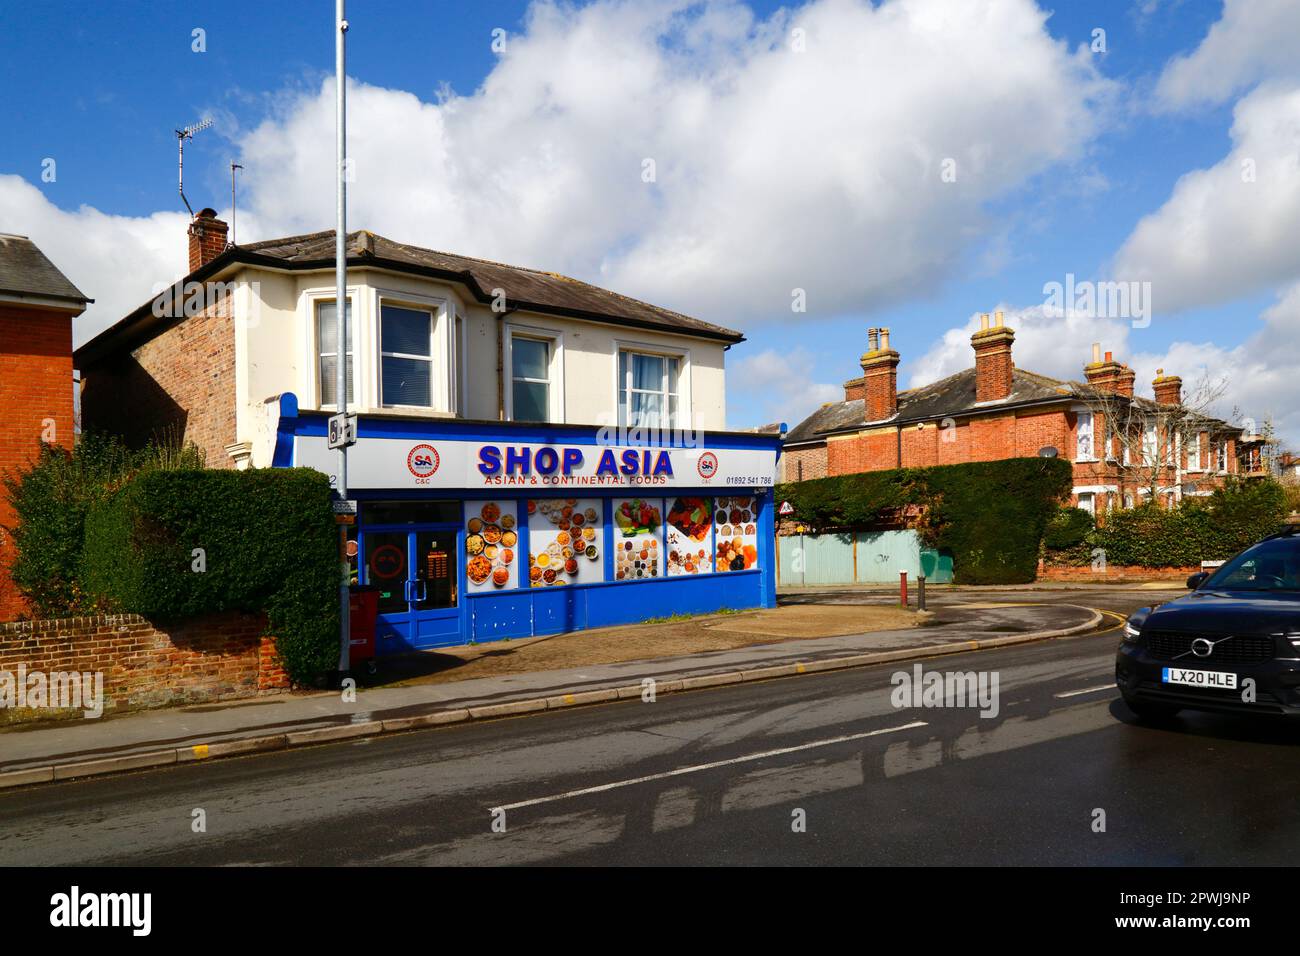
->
[272, 395, 783, 654]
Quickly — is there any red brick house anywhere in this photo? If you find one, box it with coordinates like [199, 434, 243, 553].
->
[783, 312, 1247, 518]
[0, 235, 91, 620]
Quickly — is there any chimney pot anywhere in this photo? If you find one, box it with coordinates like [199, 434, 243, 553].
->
[880, 327, 891, 351]
[994, 310, 1004, 327]
[1091, 342, 1101, 364]
[980, 312, 990, 330]
[1104, 350, 1113, 362]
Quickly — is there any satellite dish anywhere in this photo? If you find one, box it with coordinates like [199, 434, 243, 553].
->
[1038, 446, 1059, 458]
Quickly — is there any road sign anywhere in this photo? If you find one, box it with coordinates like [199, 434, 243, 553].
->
[779, 500, 795, 515]
[332, 498, 358, 515]
[327, 413, 358, 449]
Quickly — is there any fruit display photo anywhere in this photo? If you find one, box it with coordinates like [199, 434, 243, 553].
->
[713, 495, 759, 572]
[612, 496, 663, 580]
[465, 500, 518, 592]
[528, 498, 603, 588]
[666, 496, 712, 576]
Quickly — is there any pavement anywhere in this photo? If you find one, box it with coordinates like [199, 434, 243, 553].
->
[6, 602, 1288, 866]
[0, 593, 1118, 786]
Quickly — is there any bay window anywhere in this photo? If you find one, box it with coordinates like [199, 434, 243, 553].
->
[316, 299, 354, 408]
[380, 303, 435, 407]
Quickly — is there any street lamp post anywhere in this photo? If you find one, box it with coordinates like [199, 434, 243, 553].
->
[335, 0, 351, 675]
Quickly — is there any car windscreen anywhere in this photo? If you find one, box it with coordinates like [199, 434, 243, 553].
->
[1204, 537, 1300, 591]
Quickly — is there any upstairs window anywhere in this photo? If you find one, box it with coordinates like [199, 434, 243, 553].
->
[511, 336, 552, 422]
[619, 350, 680, 429]
[380, 303, 435, 407]
[316, 299, 354, 408]
[1075, 410, 1095, 461]
[1186, 432, 1201, 470]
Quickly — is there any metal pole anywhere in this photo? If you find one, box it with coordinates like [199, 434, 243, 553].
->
[917, 574, 926, 612]
[335, 0, 351, 675]
[899, 569, 908, 607]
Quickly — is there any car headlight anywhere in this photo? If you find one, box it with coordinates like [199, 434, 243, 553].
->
[1123, 620, 1142, 642]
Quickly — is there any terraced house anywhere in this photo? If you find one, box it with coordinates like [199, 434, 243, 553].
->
[74, 211, 780, 652]
[783, 312, 1259, 518]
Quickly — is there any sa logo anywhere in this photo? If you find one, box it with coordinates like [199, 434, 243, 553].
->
[407, 444, 440, 483]
[697, 451, 718, 480]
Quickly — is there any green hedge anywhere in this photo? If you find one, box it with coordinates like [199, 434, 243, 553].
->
[776, 457, 1073, 584]
[1082, 478, 1290, 568]
[1, 432, 203, 617]
[83, 468, 339, 684]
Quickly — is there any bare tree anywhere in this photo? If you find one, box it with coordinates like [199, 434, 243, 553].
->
[1079, 371, 1229, 507]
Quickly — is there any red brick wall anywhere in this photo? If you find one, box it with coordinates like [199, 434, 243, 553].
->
[79, 292, 236, 468]
[967, 414, 1017, 462]
[1037, 562, 1198, 583]
[0, 305, 75, 622]
[828, 430, 899, 473]
[783, 444, 828, 482]
[0, 610, 288, 725]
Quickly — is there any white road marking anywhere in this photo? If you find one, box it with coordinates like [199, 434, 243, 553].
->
[490, 721, 929, 813]
[1053, 684, 1114, 699]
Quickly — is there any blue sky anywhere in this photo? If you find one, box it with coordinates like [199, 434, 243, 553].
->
[3, 0, 1299, 442]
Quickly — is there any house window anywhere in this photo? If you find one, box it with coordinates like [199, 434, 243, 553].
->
[1075, 410, 1095, 461]
[316, 299, 354, 408]
[1123, 493, 1134, 510]
[380, 303, 435, 407]
[1142, 423, 1158, 466]
[1186, 432, 1201, 470]
[1077, 492, 1095, 515]
[1216, 441, 1228, 472]
[619, 350, 680, 428]
[511, 336, 552, 422]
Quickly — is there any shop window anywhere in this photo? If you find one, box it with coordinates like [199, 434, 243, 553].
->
[380, 303, 435, 407]
[316, 299, 354, 408]
[511, 336, 552, 422]
[619, 350, 680, 429]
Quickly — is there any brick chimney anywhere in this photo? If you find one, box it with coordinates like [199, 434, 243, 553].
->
[1152, 368, 1182, 405]
[860, 326, 900, 422]
[187, 208, 229, 273]
[971, 311, 1014, 403]
[1083, 344, 1135, 396]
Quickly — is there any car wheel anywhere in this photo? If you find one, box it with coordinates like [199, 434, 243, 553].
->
[1122, 696, 1181, 720]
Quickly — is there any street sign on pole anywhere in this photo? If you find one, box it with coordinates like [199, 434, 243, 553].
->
[327, 413, 357, 449]
[779, 500, 795, 515]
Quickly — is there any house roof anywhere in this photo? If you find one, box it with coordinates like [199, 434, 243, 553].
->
[785, 366, 1239, 445]
[0, 234, 91, 307]
[76, 228, 742, 367]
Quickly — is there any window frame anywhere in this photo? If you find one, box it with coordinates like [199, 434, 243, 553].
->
[311, 293, 358, 411]
[1074, 409, 1096, 462]
[505, 324, 564, 423]
[616, 342, 688, 431]
[377, 299, 438, 410]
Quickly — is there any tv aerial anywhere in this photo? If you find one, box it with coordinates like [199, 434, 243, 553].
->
[175, 118, 213, 218]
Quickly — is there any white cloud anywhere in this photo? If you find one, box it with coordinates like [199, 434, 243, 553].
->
[907, 290, 1300, 447]
[1154, 0, 1300, 110]
[230, 0, 1109, 326]
[0, 175, 190, 346]
[1111, 82, 1300, 312]
[5, 1, 1110, 347]
[728, 346, 841, 428]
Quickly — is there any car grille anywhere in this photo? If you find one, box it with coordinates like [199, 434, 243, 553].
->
[1144, 630, 1277, 665]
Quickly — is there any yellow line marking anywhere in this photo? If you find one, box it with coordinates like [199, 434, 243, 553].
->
[562, 694, 575, 705]
[795, 663, 806, 673]
[192, 744, 209, 759]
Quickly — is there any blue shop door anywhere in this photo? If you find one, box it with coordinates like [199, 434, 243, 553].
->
[366, 526, 464, 653]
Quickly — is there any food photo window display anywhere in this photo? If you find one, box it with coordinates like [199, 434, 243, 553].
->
[612, 497, 664, 581]
[713, 496, 758, 572]
[464, 500, 519, 592]
[527, 498, 603, 588]
[666, 496, 713, 576]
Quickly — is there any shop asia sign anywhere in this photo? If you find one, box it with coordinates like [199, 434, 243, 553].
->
[293, 433, 778, 490]
[478, 445, 673, 482]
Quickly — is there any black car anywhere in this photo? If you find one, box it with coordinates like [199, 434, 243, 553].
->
[1116, 529, 1300, 718]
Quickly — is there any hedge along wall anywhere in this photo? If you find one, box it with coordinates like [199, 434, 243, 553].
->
[776, 457, 1073, 584]
[81, 468, 339, 684]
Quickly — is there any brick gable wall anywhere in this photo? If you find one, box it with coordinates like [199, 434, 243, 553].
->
[0, 305, 75, 622]
[79, 293, 237, 469]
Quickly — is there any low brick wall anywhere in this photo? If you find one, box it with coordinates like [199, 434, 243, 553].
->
[1037, 561, 1198, 584]
[0, 610, 289, 724]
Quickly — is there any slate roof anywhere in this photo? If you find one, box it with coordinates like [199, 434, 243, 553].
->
[785, 366, 1242, 445]
[0, 234, 91, 306]
[239, 229, 743, 342]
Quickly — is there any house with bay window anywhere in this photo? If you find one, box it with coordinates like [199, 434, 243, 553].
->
[783, 313, 1250, 519]
[75, 210, 780, 651]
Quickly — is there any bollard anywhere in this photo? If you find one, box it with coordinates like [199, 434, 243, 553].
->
[917, 574, 926, 611]
[899, 569, 908, 607]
